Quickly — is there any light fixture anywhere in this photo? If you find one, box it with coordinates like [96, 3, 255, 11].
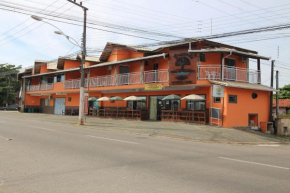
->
[54, 31, 63, 35]
[31, 15, 43, 21]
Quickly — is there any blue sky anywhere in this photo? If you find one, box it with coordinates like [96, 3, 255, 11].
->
[0, 0, 289, 86]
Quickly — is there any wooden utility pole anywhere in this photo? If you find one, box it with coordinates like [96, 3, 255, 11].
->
[276, 71, 279, 118]
[67, 0, 88, 125]
[269, 60, 274, 122]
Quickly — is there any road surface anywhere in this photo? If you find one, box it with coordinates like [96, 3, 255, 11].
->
[0, 112, 289, 193]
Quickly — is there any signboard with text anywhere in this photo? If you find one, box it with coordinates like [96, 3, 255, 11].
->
[168, 49, 197, 85]
[145, 84, 163, 90]
[84, 93, 89, 115]
[212, 85, 224, 97]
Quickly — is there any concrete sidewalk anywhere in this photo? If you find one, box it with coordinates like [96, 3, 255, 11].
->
[2, 112, 289, 144]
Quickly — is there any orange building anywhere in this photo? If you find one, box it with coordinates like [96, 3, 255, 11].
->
[18, 39, 276, 128]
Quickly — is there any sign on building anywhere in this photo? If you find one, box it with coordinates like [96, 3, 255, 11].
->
[84, 93, 89, 115]
[145, 84, 163, 90]
[168, 50, 197, 85]
[212, 85, 224, 97]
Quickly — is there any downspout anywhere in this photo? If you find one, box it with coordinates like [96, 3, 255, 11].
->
[221, 51, 232, 81]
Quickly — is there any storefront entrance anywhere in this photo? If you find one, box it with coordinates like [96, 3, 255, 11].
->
[149, 96, 180, 120]
[54, 98, 65, 115]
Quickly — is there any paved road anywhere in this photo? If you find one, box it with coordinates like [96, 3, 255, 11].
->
[0, 112, 289, 193]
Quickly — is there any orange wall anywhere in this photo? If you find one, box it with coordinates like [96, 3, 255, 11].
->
[222, 87, 270, 128]
[108, 48, 144, 62]
[31, 77, 40, 85]
[64, 60, 80, 70]
[66, 71, 80, 80]
[40, 65, 52, 74]
[25, 94, 40, 106]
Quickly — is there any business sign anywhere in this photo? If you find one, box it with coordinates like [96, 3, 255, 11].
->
[169, 50, 196, 85]
[212, 85, 224, 97]
[84, 93, 89, 115]
[145, 84, 163, 90]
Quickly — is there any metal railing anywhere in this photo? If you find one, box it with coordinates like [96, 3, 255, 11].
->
[26, 83, 53, 92]
[116, 72, 141, 85]
[89, 75, 115, 88]
[64, 78, 89, 89]
[144, 69, 168, 83]
[198, 65, 260, 84]
[198, 65, 221, 80]
[63, 70, 169, 89]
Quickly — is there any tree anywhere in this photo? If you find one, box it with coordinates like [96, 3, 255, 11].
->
[0, 64, 21, 107]
[278, 84, 290, 99]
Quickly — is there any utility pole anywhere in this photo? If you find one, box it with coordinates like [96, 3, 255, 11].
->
[276, 70, 279, 118]
[67, 0, 88, 125]
[269, 60, 274, 123]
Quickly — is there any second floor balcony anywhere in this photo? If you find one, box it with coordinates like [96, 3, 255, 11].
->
[198, 65, 261, 84]
[26, 83, 54, 92]
[63, 69, 169, 89]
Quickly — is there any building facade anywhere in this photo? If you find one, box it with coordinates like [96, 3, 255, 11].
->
[18, 39, 276, 128]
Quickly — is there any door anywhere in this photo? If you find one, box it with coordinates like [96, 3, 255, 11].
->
[119, 66, 130, 85]
[54, 98, 65, 115]
[39, 98, 45, 113]
[225, 58, 236, 80]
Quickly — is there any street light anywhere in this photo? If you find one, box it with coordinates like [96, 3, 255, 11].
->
[31, 15, 81, 47]
[31, 5, 88, 125]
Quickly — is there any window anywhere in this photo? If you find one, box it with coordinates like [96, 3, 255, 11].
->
[186, 94, 206, 110]
[225, 58, 236, 67]
[252, 93, 258, 99]
[119, 66, 130, 74]
[45, 98, 50, 106]
[228, 95, 237, 103]
[54, 74, 65, 83]
[214, 97, 221, 103]
[127, 96, 147, 110]
[68, 97, 71, 102]
[200, 53, 206, 62]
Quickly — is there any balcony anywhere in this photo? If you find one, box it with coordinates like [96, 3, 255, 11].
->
[26, 83, 54, 92]
[198, 65, 260, 84]
[63, 70, 169, 89]
[144, 70, 168, 83]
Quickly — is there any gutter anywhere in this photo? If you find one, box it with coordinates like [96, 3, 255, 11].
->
[188, 49, 270, 60]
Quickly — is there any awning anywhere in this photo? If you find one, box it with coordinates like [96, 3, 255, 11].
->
[86, 53, 167, 69]
[24, 53, 167, 78]
[209, 80, 277, 92]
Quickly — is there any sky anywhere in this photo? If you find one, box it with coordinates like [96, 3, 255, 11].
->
[0, 0, 290, 87]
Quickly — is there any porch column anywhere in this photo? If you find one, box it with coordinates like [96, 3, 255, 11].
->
[114, 65, 118, 86]
[140, 61, 144, 84]
[21, 77, 26, 112]
[257, 58, 261, 84]
[197, 53, 200, 80]
[220, 53, 224, 80]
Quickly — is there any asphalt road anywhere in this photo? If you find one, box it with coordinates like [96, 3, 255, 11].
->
[0, 112, 289, 193]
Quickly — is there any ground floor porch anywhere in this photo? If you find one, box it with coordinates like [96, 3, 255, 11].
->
[23, 82, 273, 128]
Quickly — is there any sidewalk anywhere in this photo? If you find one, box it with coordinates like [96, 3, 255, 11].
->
[3, 112, 290, 144]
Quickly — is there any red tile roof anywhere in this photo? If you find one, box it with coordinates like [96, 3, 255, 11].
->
[273, 99, 290, 107]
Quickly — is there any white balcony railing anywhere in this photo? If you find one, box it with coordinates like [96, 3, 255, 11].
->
[89, 75, 115, 88]
[144, 69, 168, 83]
[63, 70, 169, 89]
[198, 65, 260, 84]
[116, 72, 141, 85]
[26, 83, 53, 92]
[64, 78, 89, 89]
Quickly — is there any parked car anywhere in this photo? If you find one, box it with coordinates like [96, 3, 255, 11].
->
[2, 104, 19, 111]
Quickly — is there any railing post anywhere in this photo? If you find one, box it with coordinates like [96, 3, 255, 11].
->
[140, 61, 144, 84]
